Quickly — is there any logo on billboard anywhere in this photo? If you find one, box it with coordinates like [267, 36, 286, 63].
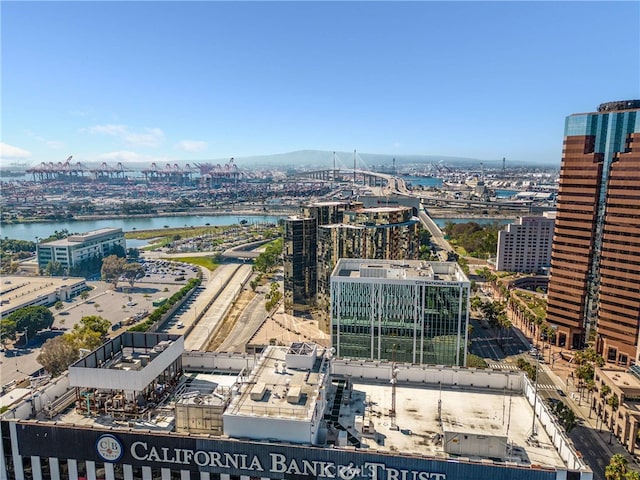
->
[96, 434, 124, 462]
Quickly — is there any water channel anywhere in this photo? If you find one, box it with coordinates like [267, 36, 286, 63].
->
[2, 214, 514, 243]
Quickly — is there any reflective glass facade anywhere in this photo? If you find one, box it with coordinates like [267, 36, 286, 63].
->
[547, 102, 640, 363]
[331, 260, 470, 366]
[283, 217, 317, 314]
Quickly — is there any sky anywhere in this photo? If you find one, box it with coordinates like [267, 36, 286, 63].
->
[1, 1, 639, 168]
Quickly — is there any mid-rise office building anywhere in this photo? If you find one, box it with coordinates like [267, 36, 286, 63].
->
[330, 259, 470, 366]
[0, 332, 591, 480]
[36, 227, 126, 273]
[0, 275, 87, 318]
[546, 100, 640, 363]
[495, 213, 555, 274]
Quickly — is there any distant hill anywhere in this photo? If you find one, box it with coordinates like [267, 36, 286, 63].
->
[36, 150, 556, 171]
[222, 150, 556, 170]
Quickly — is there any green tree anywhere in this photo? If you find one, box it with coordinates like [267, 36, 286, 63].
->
[80, 290, 90, 301]
[516, 358, 538, 381]
[265, 282, 282, 312]
[122, 262, 145, 289]
[5, 306, 54, 343]
[606, 454, 629, 480]
[75, 315, 111, 339]
[608, 394, 620, 411]
[466, 354, 487, 368]
[44, 260, 65, 276]
[418, 226, 431, 247]
[551, 401, 577, 432]
[574, 347, 605, 393]
[54, 301, 64, 311]
[101, 255, 127, 289]
[36, 335, 80, 377]
[0, 318, 18, 344]
[444, 221, 501, 259]
[254, 238, 283, 274]
[626, 470, 640, 480]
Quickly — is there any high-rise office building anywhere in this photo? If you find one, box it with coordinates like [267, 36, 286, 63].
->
[495, 213, 555, 274]
[546, 100, 640, 364]
[283, 217, 317, 314]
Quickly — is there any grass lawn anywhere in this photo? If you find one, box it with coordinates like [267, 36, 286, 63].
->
[165, 255, 220, 271]
[125, 225, 227, 240]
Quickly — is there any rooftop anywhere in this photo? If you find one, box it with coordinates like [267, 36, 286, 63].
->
[224, 344, 328, 421]
[3, 339, 583, 474]
[332, 259, 467, 283]
[41, 227, 123, 246]
[0, 275, 86, 318]
[346, 381, 565, 468]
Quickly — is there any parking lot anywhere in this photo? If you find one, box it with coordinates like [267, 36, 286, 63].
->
[0, 259, 200, 387]
[53, 259, 199, 331]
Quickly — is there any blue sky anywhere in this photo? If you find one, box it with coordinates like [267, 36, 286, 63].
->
[1, 1, 639, 168]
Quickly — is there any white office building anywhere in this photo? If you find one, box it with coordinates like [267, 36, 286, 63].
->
[0, 332, 592, 480]
[36, 227, 126, 272]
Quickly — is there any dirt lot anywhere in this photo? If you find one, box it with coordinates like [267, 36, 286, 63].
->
[206, 288, 255, 350]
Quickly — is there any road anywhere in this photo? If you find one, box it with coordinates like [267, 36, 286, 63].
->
[418, 210, 453, 260]
[178, 263, 253, 351]
[216, 289, 268, 352]
[469, 319, 529, 360]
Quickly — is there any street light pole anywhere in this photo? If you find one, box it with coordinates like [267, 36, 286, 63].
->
[529, 352, 540, 440]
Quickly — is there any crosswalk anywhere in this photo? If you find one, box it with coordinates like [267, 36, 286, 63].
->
[487, 363, 519, 370]
[485, 363, 562, 391]
[534, 384, 558, 390]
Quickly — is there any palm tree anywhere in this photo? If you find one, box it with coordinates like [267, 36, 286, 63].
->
[626, 470, 640, 480]
[605, 454, 628, 480]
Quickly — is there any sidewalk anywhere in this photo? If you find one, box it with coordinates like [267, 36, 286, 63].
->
[510, 319, 639, 468]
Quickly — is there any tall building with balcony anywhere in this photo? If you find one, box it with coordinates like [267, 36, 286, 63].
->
[495, 213, 555, 274]
[315, 206, 420, 322]
[283, 202, 356, 314]
[546, 100, 640, 364]
[283, 203, 420, 329]
[330, 259, 470, 366]
[36, 227, 126, 274]
[302, 201, 357, 226]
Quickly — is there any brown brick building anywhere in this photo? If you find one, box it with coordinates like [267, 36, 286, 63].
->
[546, 100, 640, 365]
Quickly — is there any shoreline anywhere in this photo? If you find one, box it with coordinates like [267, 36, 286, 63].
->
[0, 208, 295, 226]
[0, 207, 519, 226]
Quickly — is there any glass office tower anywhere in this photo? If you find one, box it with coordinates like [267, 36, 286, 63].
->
[331, 259, 470, 366]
